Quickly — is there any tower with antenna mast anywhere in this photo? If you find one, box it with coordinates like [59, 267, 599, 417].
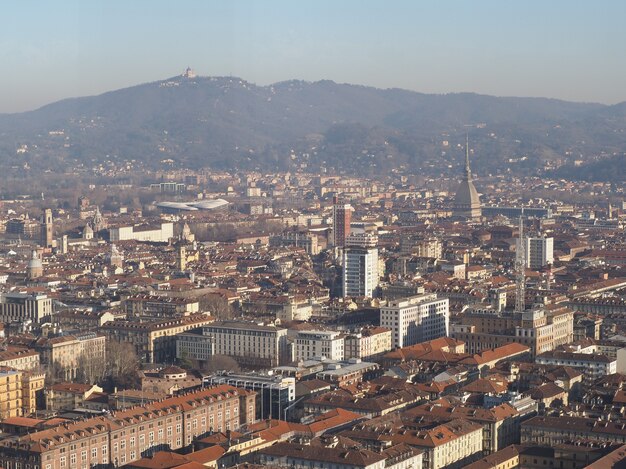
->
[515, 210, 526, 312]
[453, 133, 481, 220]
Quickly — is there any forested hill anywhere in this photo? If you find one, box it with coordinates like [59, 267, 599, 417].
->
[1, 75, 624, 180]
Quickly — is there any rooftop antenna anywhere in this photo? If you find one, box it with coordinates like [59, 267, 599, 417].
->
[515, 209, 526, 312]
[465, 133, 471, 179]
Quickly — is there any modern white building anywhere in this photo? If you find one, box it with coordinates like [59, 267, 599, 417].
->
[343, 233, 379, 298]
[184, 321, 291, 367]
[525, 236, 554, 269]
[176, 331, 216, 361]
[535, 350, 616, 381]
[294, 330, 345, 361]
[380, 294, 450, 348]
[108, 222, 174, 242]
[0, 292, 53, 323]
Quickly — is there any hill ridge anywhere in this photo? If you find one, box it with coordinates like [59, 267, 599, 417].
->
[0, 75, 624, 181]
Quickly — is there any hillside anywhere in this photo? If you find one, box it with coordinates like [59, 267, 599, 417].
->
[1, 74, 625, 179]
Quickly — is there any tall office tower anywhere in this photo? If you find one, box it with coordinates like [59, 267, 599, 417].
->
[453, 135, 481, 220]
[525, 236, 554, 270]
[332, 196, 352, 247]
[515, 215, 526, 312]
[380, 294, 450, 348]
[342, 233, 379, 298]
[40, 209, 53, 248]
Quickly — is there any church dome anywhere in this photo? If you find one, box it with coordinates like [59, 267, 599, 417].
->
[27, 250, 43, 279]
[455, 179, 480, 208]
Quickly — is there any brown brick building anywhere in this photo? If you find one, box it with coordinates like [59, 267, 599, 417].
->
[0, 384, 255, 469]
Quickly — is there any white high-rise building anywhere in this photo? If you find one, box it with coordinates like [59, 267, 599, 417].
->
[380, 294, 449, 348]
[342, 233, 379, 298]
[525, 237, 554, 270]
[294, 330, 345, 361]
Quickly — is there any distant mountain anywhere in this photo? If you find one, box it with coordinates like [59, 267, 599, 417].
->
[1, 74, 625, 179]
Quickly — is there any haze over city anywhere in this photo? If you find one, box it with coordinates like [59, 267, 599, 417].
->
[3, 0, 626, 113]
[0, 3, 625, 469]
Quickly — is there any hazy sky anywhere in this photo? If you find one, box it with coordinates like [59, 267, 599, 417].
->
[2, 0, 626, 113]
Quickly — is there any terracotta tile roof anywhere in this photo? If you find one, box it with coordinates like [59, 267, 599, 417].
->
[461, 378, 509, 395]
[529, 383, 566, 400]
[128, 451, 195, 468]
[464, 445, 521, 469]
[260, 441, 385, 466]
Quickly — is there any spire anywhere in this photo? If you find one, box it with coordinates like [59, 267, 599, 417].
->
[464, 133, 472, 180]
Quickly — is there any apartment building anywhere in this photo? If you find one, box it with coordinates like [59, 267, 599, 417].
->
[260, 441, 387, 469]
[0, 347, 40, 371]
[346, 418, 482, 469]
[294, 330, 345, 361]
[0, 385, 256, 469]
[176, 331, 215, 362]
[102, 313, 214, 363]
[22, 370, 45, 416]
[535, 350, 616, 381]
[0, 367, 44, 418]
[344, 327, 392, 360]
[526, 236, 554, 269]
[36, 332, 106, 381]
[380, 294, 450, 348]
[178, 321, 291, 368]
[521, 416, 626, 446]
[406, 401, 521, 455]
[45, 383, 104, 412]
[408, 419, 484, 469]
[260, 439, 420, 469]
[451, 305, 574, 358]
[54, 309, 119, 330]
[343, 233, 379, 298]
[0, 368, 23, 419]
[269, 231, 320, 255]
[123, 295, 200, 318]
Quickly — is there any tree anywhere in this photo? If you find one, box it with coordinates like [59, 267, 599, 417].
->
[200, 294, 236, 320]
[200, 355, 241, 374]
[105, 340, 140, 389]
[45, 360, 65, 385]
[76, 347, 108, 384]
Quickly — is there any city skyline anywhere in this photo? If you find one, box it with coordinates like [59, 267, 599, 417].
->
[2, 0, 626, 113]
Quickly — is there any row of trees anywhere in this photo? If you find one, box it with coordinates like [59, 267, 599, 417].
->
[47, 341, 140, 391]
